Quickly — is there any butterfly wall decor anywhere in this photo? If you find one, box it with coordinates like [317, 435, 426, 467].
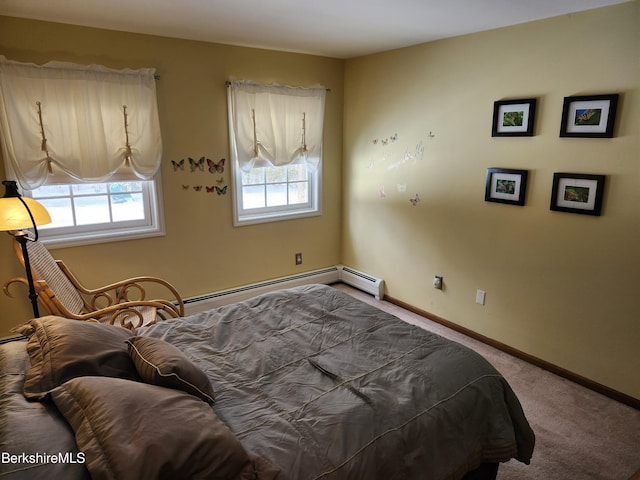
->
[175, 155, 228, 197]
[182, 183, 228, 196]
[204, 185, 228, 195]
[189, 157, 204, 172]
[372, 133, 398, 146]
[409, 193, 420, 206]
[207, 158, 225, 174]
[171, 159, 185, 171]
[173, 156, 226, 175]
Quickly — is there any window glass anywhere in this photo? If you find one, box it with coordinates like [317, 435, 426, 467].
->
[29, 179, 164, 247]
[234, 163, 319, 225]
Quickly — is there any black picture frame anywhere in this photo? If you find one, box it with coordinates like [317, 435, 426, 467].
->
[550, 173, 605, 216]
[491, 98, 537, 137]
[485, 168, 529, 206]
[559, 94, 619, 138]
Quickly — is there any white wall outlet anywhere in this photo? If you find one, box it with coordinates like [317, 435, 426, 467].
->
[476, 290, 486, 305]
[433, 275, 443, 290]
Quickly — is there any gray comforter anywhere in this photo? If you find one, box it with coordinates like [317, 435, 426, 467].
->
[143, 285, 534, 479]
[1, 284, 534, 479]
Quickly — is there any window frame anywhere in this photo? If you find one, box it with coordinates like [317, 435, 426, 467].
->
[25, 175, 165, 248]
[232, 159, 321, 226]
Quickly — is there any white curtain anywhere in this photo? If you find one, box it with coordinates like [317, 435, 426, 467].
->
[227, 80, 326, 173]
[0, 56, 162, 189]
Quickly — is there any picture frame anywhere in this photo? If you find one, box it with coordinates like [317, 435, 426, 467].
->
[485, 168, 529, 206]
[491, 98, 537, 137]
[550, 173, 605, 216]
[559, 94, 619, 138]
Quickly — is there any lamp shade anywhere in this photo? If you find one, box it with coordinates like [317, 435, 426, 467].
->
[0, 181, 51, 232]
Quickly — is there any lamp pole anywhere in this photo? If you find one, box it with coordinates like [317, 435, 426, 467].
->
[1, 180, 51, 318]
[15, 233, 39, 317]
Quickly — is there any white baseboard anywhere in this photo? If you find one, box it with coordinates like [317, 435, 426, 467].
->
[182, 265, 384, 315]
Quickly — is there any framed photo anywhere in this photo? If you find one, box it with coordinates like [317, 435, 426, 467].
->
[492, 98, 537, 137]
[485, 168, 528, 206]
[559, 94, 619, 138]
[550, 173, 605, 216]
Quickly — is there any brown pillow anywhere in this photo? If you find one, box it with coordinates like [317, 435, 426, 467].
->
[51, 376, 256, 480]
[13, 316, 137, 400]
[126, 336, 215, 404]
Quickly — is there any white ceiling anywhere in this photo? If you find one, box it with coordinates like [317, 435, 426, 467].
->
[0, 0, 630, 59]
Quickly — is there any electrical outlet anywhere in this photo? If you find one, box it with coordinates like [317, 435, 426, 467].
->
[295, 253, 302, 265]
[433, 276, 443, 290]
[476, 290, 486, 305]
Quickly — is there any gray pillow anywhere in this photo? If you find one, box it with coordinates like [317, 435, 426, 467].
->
[51, 376, 257, 480]
[126, 336, 215, 404]
[13, 316, 136, 400]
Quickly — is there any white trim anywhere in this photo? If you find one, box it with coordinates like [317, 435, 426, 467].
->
[232, 161, 321, 227]
[34, 175, 165, 248]
[183, 267, 339, 315]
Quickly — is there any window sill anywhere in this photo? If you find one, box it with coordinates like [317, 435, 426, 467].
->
[39, 224, 166, 249]
[234, 208, 321, 227]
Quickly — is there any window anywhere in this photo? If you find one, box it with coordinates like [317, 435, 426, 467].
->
[234, 161, 320, 225]
[227, 80, 325, 226]
[0, 56, 163, 245]
[28, 178, 164, 247]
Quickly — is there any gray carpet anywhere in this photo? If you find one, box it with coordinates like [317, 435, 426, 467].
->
[333, 284, 640, 480]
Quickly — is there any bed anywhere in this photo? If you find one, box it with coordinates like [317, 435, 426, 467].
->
[0, 284, 534, 479]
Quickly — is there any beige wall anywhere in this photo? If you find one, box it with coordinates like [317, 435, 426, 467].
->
[342, 2, 639, 399]
[0, 17, 344, 333]
[1, 2, 638, 401]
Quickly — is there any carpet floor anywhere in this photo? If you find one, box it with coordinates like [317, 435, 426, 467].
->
[333, 284, 640, 480]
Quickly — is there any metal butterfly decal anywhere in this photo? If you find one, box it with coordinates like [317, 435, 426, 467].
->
[409, 193, 420, 206]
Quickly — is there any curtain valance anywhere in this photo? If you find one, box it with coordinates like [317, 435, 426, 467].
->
[0, 56, 162, 189]
[227, 80, 326, 172]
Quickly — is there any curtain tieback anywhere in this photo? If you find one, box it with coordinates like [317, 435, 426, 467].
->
[123, 105, 132, 167]
[36, 101, 54, 173]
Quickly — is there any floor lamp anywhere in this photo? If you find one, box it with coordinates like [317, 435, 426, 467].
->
[0, 180, 51, 318]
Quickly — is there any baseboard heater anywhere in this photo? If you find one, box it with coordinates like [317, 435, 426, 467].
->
[182, 265, 384, 315]
[336, 265, 384, 300]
